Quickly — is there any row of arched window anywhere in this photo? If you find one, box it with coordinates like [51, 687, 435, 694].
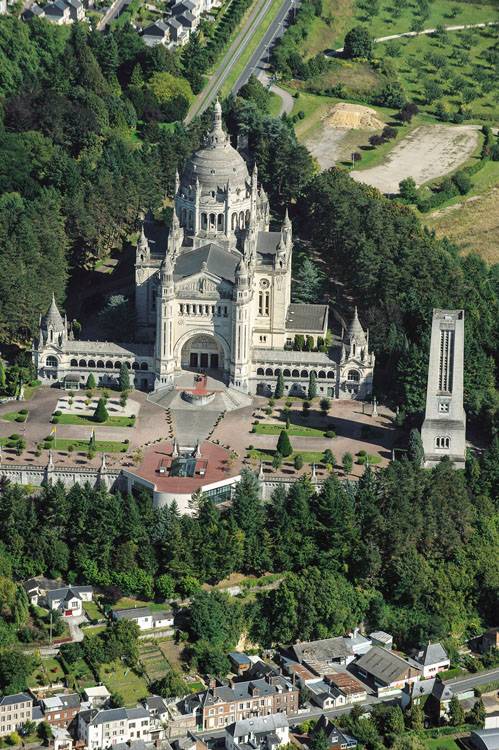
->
[256, 367, 336, 379]
[435, 436, 451, 449]
[63, 359, 150, 371]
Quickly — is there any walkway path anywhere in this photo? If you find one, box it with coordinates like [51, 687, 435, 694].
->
[333, 20, 498, 53]
[257, 71, 294, 115]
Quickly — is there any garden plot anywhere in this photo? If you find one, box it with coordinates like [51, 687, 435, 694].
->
[351, 125, 479, 194]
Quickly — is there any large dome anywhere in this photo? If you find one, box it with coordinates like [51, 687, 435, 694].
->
[181, 101, 249, 195]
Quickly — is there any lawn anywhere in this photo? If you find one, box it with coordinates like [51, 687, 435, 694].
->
[83, 599, 103, 622]
[28, 657, 65, 688]
[55, 414, 135, 427]
[253, 422, 330, 437]
[63, 657, 96, 691]
[43, 438, 129, 453]
[300, 0, 499, 59]
[424, 739, 460, 750]
[1, 411, 28, 422]
[111, 597, 170, 612]
[99, 659, 149, 706]
[248, 448, 326, 463]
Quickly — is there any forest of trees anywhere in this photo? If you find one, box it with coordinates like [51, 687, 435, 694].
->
[0, 441, 497, 662]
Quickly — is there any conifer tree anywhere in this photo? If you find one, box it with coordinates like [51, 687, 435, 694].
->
[308, 371, 317, 400]
[93, 398, 108, 423]
[119, 362, 130, 392]
[86, 373, 96, 389]
[277, 429, 292, 457]
[275, 370, 284, 399]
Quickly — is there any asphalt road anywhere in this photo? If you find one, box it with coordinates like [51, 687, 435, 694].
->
[443, 666, 499, 691]
[185, 0, 293, 122]
[231, 0, 295, 93]
[97, 0, 128, 30]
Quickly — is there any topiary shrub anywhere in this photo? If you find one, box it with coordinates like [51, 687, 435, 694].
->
[52, 416, 60, 424]
[54, 410, 62, 417]
[325, 430, 336, 438]
[19, 409, 28, 415]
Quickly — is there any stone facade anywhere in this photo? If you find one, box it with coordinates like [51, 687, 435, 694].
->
[421, 309, 466, 468]
[33, 103, 374, 399]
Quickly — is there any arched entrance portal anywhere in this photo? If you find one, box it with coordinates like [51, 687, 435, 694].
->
[180, 334, 224, 374]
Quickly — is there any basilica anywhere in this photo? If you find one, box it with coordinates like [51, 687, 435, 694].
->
[34, 102, 374, 400]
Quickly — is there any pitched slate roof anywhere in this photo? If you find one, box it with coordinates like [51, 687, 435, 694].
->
[174, 244, 241, 283]
[113, 606, 152, 620]
[417, 642, 448, 666]
[226, 713, 288, 738]
[285, 304, 328, 333]
[0, 693, 32, 706]
[42, 294, 64, 329]
[85, 706, 149, 725]
[356, 646, 421, 685]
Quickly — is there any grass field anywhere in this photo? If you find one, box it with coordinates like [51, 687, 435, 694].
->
[422, 161, 499, 263]
[424, 739, 460, 750]
[99, 659, 149, 705]
[83, 600, 103, 621]
[254, 422, 331, 437]
[43, 438, 129, 453]
[63, 657, 96, 691]
[55, 414, 135, 427]
[300, 0, 499, 59]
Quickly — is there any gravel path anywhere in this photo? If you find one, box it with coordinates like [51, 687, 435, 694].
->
[351, 124, 479, 194]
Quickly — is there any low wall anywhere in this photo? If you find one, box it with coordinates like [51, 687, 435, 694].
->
[0, 463, 121, 491]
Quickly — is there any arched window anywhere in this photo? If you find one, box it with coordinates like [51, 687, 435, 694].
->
[347, 370, 360, 382]
[209, 213, 216, 230]
[88, 360, 96, 368]
[132, 362, 139, 370]
[140, 362, 149, 371]
[275, 369, 281, 376]
[265, 368, 273, 376]
[232, 212, 238, 230]
[283, 369, 291, 377]
[46, 356, 58, 367]
[292, 369, 299, 378]
[318, 370, 326, 379]
[245, 209, 250, 226]
[217, 214, 224, 231]
[436, 436, 451, 449]
[114, 361, 121, 369]
[257, 367, 264, 376]
[79, 359, 87, 368]
[70, 359, 78, 367]
[327, 371, 335, 379]
[201, 213, 207, 230]
[97, 360, 104, 369]
[239, 210, 245, 228]
[125, 362, 131, 369]
[300, 370, 308, 378]
[105, 361, 113, 369]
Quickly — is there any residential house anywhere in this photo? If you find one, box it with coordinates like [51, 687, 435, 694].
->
[324, 673, 367, 704]
[112, 607, 174, 632]
[63, 0, 85, 20]
[307, 680, 347, 710]
[470, 728, 499, 750]
[283, 662, 316, 689]
[41, 693, 80, 729]
[412, 643, 450, 678]
[354, 646, 421, 696]
[23, 577, 93, 617]
[0, 694, 34, 737]
[154, 701, 197, 740]
[52, 726, 74, 750]
[83, 686, 111, 709]
[368, 632, 393, 650]
[141, 19, 170, 46]
[289, 631, 371, 675]
[475, 629, 499, 655]
[401, 678, 453, 723]
[186, 676, 299, 731]
[22, 4, 46, 19]
[229, 653, 252, 676]
[166, 17, 189, 46]
[78, 706, 151, 749]
[44, 0, 71, 23]
[310, 715, 357, 750]
[225, 713, 289, 750]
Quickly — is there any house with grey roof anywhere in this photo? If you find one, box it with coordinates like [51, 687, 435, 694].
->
[112, 606, 174, 632]
[225, 713, 289, 750]
[310, 715, 357, 749]
[78, 706, 151, 749]
[401, 678, 454, 722]
[289, 631, 372, 675]
[307, 680, 347, 710]
[22, 3, 46, 19]
[23, 576, 93, 618]
[141, 19, 170, 46]
[0, 694, 34, 737]
[412, 642, 450, 678]
[354, 646, 421, 696]
[41, 693, 80, 728]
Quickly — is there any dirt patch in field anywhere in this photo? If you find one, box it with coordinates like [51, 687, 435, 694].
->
[324, 102, 385, 129]
[351, 125, 479, 194]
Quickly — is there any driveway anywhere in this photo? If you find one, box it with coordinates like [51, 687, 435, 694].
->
[66, 614, 87, 642]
